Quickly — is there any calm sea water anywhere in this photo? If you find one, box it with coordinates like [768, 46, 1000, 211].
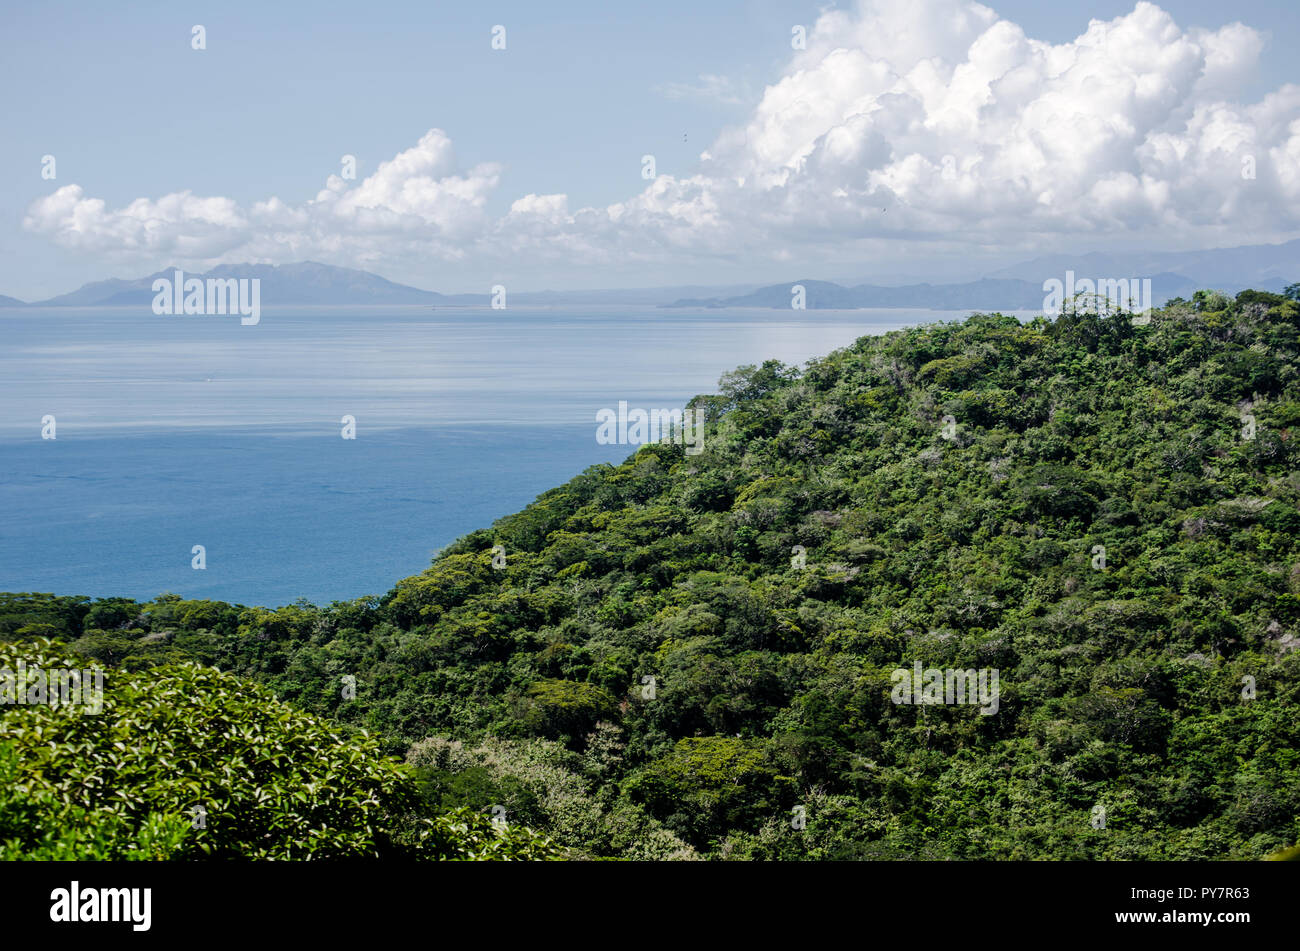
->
[0, 305, 966, 606]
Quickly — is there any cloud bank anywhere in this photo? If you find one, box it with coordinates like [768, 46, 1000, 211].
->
[24, 0, 1300, 283]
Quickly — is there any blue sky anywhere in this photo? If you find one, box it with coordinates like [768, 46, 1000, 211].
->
[3, 0, 1298, 299]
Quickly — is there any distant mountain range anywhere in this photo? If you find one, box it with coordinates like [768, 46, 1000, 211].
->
[985, 238, 1300, 286]
[664, 273, 1210, 310]
[666, 239, 1298, 309]
[1, 239, 1294, 309]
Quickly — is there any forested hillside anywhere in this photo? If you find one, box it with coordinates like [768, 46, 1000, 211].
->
[4, 288, 1299, 859]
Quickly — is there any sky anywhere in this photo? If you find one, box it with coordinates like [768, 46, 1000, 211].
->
[2, 0, 1298, 300]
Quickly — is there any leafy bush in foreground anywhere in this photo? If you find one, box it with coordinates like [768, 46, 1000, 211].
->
[0, 640, 558, 860]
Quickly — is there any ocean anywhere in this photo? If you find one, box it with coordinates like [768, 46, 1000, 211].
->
[0, 305, 972, 606]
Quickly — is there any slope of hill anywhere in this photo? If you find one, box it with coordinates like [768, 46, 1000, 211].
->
[3, 288, 1299, 860]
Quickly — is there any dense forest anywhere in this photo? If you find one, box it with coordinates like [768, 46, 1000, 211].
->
[3, 287, 1299, 860]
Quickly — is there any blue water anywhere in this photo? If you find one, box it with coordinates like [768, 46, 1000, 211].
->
[0, 305, 965, 605]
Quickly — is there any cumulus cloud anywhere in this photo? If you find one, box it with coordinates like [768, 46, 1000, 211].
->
[25, 186, 248, 257]
[23, 0, 1300, 281]
[684, 0, 1299, 241]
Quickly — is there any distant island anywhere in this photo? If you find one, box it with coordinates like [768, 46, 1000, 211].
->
[2, 262, 472, 308]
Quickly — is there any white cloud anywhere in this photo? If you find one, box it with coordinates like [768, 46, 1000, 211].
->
[23, 0, 1300, 283]
[655, 73, 749, 105]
